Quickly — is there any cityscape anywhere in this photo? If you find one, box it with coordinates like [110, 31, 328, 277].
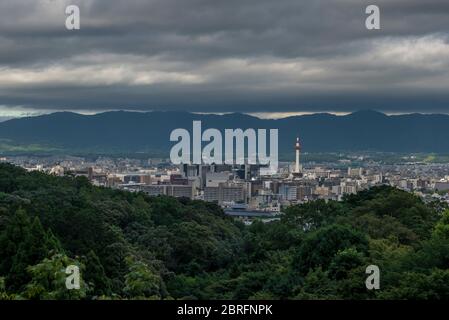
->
[1, 0, 449, 306]
[4, 137, 449, 224]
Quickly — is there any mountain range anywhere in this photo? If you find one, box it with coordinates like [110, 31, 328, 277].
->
[0, 110, 448, 154]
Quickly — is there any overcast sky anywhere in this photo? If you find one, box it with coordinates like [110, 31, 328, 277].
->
[0, 0, 449, 117]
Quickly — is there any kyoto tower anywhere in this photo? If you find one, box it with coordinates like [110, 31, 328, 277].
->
[295, 137, 301, 173]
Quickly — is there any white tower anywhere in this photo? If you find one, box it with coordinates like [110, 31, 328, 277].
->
[295, 137, 301, 173]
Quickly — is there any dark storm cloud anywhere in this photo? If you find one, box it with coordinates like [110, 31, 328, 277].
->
[0, 0, 449, 115]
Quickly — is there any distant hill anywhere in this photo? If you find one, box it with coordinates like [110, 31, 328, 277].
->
[0, 110, 449, 154]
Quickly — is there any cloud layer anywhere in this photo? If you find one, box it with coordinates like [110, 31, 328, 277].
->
[1, 0, 449, 114]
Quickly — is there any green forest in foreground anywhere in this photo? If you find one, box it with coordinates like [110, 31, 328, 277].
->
[0, 163, 448, 300]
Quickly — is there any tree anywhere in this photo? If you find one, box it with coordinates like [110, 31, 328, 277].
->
[123, 258, 161, 299]
[295, 267, 337, 300]
[379, 269, 449, 299]
[283, 199, 344, 231]
[0, 277, 15, 300]
[293, 224, 368, 275]
[83, 250, 112, 297]
[1, 163, 448, 300]
[22, 254, 89, 300]
[411, 210, 449, 270]
[328, 248, 365, 280]
[0, 208, 61, 292]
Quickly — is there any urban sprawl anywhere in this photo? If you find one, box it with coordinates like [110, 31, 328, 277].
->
[3, 139, 449, 224]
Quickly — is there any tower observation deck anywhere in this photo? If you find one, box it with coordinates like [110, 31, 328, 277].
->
[295, 137, 301, 174]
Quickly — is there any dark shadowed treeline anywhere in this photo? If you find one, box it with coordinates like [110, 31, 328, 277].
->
[0, 163, 448, 300]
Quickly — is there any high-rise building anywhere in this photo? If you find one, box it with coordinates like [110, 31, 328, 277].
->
[204, 182, 247, 204]
[140, 184, 194, 199]
[279, 184, 297, 201]
[170, 174, 188, 185]
[182, 164, 200, 177]
[205, 172, 231, 187]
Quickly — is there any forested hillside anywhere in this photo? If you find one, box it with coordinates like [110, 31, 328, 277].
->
[2, 110, 449, 154]
[0, 163, 448, 300]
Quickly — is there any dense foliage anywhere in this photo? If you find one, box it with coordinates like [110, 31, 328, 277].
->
[0, 163, 448, 299]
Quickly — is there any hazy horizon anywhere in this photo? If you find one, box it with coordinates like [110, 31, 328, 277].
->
[3, 107, 449, 123]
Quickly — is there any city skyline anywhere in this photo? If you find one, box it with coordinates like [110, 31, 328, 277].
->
[4, 149, 449, 217]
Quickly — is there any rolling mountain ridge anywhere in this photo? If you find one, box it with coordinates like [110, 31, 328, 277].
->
[0, 110, 448, 154]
